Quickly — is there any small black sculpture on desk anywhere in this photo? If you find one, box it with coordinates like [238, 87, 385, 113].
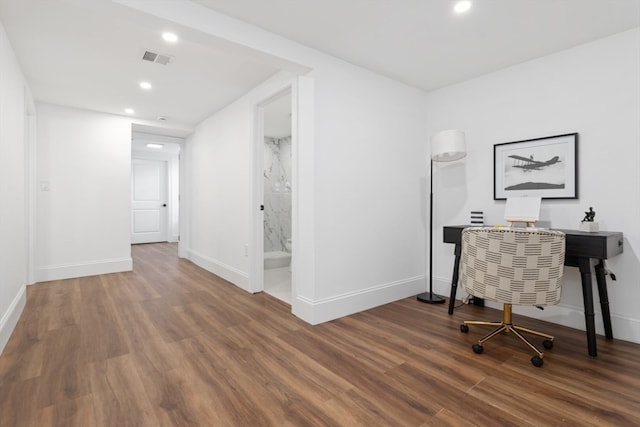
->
[582, 207, 596, 222]
[580, 206, 599, 232]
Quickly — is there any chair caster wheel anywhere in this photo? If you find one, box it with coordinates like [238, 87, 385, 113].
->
[472, 343, 484, 354]
[460, 324, 469, 333]
[531, 356, 544, 367]
[543, 339, 554, 349]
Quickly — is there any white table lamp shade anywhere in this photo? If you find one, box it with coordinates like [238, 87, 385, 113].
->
[431, 129, 467, 162]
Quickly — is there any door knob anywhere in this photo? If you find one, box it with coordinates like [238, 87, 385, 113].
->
[162, 204, 167, 207]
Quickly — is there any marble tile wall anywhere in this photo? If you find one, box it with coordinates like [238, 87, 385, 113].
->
[264, 136, 292, 252]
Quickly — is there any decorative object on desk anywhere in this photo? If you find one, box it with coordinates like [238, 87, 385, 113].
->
[493, 133, 578, 200]
[418, 129, 467, 304]
[580, 206, 599, 232]
[583, 207, 596, 222]
[470, 211, 484, 226]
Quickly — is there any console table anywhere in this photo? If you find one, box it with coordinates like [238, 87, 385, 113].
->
[443, 225, 624, 357]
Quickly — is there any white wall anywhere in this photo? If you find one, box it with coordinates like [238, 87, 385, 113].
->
[185, 73, 295, 291]
[307, 60, 429, 320]
[0, 20, 31, 354]
[426, 28, 640, 343]
[186, 69, 429, 324]
[144, 0, 435, 324]
[36, 104, 133, 281]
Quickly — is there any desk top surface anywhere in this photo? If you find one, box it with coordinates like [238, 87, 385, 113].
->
[443, 225, 623, 259]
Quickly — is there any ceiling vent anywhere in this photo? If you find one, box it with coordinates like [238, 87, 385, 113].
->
[142, 50, 173, 65]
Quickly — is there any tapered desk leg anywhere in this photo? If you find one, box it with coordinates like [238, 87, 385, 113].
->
[447, 244, 462, 315]
[594, 260, 614, 340]
[578, 258, 598, 357]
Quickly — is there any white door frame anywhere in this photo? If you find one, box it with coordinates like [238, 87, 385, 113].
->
[25, 88, 37, 285]
[130, 133, 184, 248]
[250, 76, 315, 322]
[249, 85, 294, 297]
[177, 140, 188, 259]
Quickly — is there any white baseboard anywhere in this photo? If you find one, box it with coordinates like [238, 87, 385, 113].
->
[187, 249, 249, 291]
[508, 302, 640, 344]
[35, 257, 132, 282]
[610, 314, 640, 344]
[0, 285, 26, 356]
[292, 276, 424, 325]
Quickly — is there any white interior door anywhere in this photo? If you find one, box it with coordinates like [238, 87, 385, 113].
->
[131, 158, 168, 244]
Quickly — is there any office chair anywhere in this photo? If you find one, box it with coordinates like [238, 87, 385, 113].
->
[459, 227, 565, 367]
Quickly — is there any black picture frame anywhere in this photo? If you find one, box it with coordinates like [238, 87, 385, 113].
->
[493, 133, 578, 200]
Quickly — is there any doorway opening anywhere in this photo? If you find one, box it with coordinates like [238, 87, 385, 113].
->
[262, 91, 292, 304]
[131, 134, 182, 245]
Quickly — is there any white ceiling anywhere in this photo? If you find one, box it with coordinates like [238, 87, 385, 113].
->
[0, 0, 281, 134]
[195, 0, 640, 91]
[0, 0, 638, 138]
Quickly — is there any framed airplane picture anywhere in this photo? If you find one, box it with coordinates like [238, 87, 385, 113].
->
[494, 133, 578, 200]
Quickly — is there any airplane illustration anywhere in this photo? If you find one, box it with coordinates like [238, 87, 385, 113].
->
[509, 155, 560, 171]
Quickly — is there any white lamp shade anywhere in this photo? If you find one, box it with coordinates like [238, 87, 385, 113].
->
[431, 129, 467, 162]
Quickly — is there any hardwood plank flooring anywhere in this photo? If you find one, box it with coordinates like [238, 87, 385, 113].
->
[1, 242, 639, 426]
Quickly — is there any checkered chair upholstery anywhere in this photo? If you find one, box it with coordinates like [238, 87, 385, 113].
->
[459, 227, 566, 367]
[460, 227, 566, 306]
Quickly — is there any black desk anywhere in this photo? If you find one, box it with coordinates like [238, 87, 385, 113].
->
[443, 225, 624, 357]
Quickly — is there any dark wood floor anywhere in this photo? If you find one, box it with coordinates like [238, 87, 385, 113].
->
[1, 243, 639, 426]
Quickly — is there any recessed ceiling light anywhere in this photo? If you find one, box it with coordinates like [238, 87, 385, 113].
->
[162, 32, 178, 43]
[146, 143, 164, 149]
[454, 0, 472, 14]
[139, 81, 152, 90]
[124, 108, 135, 114]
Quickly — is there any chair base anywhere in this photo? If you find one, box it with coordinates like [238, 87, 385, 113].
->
[461, 304, 554, 366]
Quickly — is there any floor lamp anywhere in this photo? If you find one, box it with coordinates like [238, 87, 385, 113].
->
[417, 129, 467, 304]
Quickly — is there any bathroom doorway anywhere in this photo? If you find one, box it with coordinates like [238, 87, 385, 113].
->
[262, 91, 292, 304]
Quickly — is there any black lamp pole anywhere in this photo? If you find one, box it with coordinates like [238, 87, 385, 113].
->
[417, 158, 445, 304]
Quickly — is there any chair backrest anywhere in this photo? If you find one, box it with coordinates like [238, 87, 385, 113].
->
[460, 227, 566, 306]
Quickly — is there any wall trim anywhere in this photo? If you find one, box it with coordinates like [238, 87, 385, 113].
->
[0, 285, 26, 356]
[187, 249, 249, 292]
[293, 276, 424, 325]
[35, 257, 132, 282]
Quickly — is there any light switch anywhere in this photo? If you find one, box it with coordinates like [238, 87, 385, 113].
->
[40, 180, 50, 191]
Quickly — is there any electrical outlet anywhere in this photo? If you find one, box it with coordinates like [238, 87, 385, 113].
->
[244, 244, 248, 256]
